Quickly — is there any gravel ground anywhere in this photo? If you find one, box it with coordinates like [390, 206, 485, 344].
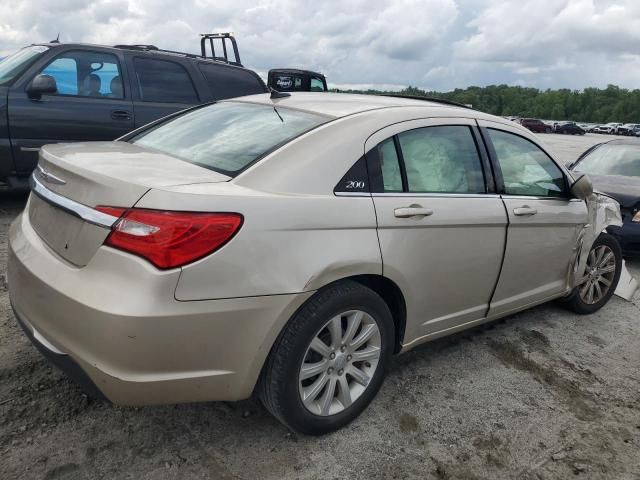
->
[1, 133, 639, 480]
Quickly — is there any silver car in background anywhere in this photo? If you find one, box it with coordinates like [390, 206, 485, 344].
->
[8, 93, 622, 434]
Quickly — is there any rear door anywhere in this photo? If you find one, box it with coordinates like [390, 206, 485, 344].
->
[367, 118, 508, 345]
[479, 120, 588, 317]
[7, 48, 134, 174]
[127, 56, 202, 127]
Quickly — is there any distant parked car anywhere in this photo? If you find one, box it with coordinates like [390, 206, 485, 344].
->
[578, 123, 597, 133]
[556, 122, 585, 135]
[0, 35, 268, 188]
[518, 118, 550, 133]
[593, 123, 624, 135]
[619, 124, 640, 136]
[570, 139, 640, 255]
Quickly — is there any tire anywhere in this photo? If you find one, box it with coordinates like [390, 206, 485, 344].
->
[545, 127, 552, 133]
[259, 280, 394, 435]
[564, 234, 622, 315]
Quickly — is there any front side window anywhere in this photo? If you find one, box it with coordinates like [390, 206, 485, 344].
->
[39, 50, 123, 98]
[133, 58, 198, 104]
[488, 129, 566, 197]
[130, 102, 328, 175]
[0, 45, 49, 86]
[397, 126, 485, 194]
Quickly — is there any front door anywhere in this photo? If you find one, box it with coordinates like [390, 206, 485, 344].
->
[478, 120, 589, 317]
[367, 118, 508, 346]
[7, 48, 134, 174]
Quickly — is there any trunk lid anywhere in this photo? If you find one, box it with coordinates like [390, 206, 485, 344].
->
[29, 141, 229, 266]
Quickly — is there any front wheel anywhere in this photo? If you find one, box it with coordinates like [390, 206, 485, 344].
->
[259, 280, 394, 435]
[564, 234, 622, 314]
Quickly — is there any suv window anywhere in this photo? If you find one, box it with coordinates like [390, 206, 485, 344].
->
[133, 58, 198, 104]
[310, 77, 325, 92]
[198, 63, 265, 100]
[393, 126, 485, 194]
[40, 50, 123, 98]
[488, 129, 566, 197]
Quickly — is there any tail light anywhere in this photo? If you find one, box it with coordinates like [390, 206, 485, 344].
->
[96, 207, 243, 269]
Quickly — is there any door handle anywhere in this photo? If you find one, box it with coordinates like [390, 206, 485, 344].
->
[111, 110, 131, 120]
[394, 206, 434, 218]
[513, 206, 538, 216]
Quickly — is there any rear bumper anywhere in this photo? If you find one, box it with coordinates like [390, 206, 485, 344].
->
[8, 211, 313, 405]
[13, 308, 109, 402]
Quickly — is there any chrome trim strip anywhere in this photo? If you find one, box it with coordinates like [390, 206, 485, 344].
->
[371, 192, 501, 198]
[21, 147, 41, 152]
[29, 174, 120, 228]
[36, 164, 67, 185]
[334, 191, 371, 197]
[501, 195, 576, 201]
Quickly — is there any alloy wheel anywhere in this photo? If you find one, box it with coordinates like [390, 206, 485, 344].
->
[579, 244, 617, 304]
[298, 310, 381, 416]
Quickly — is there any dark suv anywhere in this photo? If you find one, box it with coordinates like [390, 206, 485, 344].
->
[0, 37, 267, 187]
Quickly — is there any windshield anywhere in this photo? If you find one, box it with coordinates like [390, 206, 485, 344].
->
[576, 143, 640, 177]
[0, 46, 49, 86]
[130, 102, 329, 175]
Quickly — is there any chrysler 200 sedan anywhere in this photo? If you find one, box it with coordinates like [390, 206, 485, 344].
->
[8, 93, 622, 435]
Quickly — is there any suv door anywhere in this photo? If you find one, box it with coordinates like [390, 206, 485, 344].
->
[127, 56, 202, 127]
[479, 120, 588, 317]
[366, 118, 508, 346]
[7, 48, 133, 174]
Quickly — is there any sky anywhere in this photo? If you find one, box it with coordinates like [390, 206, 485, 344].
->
[1, 0, 640, 92]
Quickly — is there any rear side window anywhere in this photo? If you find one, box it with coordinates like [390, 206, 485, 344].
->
[133, 58, 198, 104]
[199, 63, 265, 100]
[397, 126, 485, 194]
[488, 129, 566, 197]
[130, 102, 328, 175]
[378, 138, 403, 191]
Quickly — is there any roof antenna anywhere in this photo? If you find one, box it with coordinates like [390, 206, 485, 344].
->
[269, 86, 290, 99]
[51, 33, 61, 44]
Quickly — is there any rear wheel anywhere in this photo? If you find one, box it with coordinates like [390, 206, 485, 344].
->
[259, 280, 394, 435]
[564, 234, 622, 314]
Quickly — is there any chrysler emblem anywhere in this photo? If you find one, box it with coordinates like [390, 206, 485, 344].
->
[37, 164, 67, 185]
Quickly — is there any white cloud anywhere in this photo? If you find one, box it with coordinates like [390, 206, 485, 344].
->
[1, 0, 640, 90]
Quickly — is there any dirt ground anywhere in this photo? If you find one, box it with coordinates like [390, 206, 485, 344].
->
[1, 133, 639, 480]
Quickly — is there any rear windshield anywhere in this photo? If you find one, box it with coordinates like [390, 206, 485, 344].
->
[130, 102, 328, 175]
[576, 143, 640, 177]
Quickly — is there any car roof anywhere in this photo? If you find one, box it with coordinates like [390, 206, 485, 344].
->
[226, 92, 476, 118]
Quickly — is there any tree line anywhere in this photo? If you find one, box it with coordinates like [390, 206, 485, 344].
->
[339, 84, 640, 124]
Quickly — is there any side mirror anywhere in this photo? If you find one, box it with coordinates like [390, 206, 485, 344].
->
[570, 174, 593, 200]
[27, 74, 57, 99]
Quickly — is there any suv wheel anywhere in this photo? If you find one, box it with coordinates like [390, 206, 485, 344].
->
[564, 234, 622, 314]
[259, 280, 394, 435]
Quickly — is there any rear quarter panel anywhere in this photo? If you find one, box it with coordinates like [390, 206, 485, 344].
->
[137, 184, 382, 300]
